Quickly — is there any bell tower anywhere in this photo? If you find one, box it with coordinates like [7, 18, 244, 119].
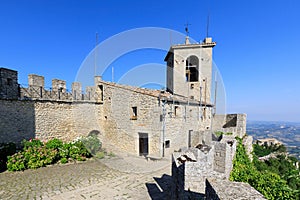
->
[164, 37, 216, 105]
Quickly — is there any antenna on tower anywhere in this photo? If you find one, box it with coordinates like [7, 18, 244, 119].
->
[206, 0, 211, 38]
[206, 13, 210, 38]
[184, 22, 191, 36]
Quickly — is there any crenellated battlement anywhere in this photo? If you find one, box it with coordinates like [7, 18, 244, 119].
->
[0, 68, 102, 103]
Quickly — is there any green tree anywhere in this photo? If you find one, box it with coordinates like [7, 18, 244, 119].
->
[231, 137, 298, 200]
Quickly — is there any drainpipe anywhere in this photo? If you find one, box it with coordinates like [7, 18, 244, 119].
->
[160, 95, 167, 158]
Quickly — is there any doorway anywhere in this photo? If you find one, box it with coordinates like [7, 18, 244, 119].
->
[139, 133, 149, 156]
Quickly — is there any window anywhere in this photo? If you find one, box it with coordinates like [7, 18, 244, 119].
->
[190, 84, 194, 89]
[186, 56, 199, 82]
[7, 78, 12, 86]
[174, 106, 179, 116]
[131, 106, 137, 120]
[165, 140, 170, 148]
[99, 85, 103, 101]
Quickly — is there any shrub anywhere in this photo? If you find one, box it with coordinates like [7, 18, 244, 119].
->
[6, 136, 101, 171]
[60, 157, 68, 164]
[7, 146, 59, 170]
[26, 146, 58, 169]
[80, 135, 101, 154]
[22, 138, 43, 150]
[59, 143, 72, 159]
[7, 152, 26, 171]
[69, 141, 91, 160]
[45, 138, 63, 150]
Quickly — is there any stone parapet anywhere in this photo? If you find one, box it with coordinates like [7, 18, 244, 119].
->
[205, 178, 266, 200]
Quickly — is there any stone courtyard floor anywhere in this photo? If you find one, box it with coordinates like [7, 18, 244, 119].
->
[0, 154, 173, 200]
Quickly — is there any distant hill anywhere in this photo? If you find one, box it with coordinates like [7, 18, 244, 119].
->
[247, 120, 300, 160]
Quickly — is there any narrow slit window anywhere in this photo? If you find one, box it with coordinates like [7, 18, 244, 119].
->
[174, 106, 179, 116]
[99, 85, 104, 101]
[131, 106, 137, 120]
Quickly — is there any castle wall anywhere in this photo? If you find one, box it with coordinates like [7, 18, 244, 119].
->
[212, 114, 247, 138]
[0, 99, 102, 145]
[213, 137, 237, 179]
[0, 68, 19, 99]
[34, 101, 102, 142]
[172, 149, 226, 198]
[205, 178, 266, 200]
[0, 99, 35, 144]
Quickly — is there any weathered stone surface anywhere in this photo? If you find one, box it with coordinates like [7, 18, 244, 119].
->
[243, 135, 254, 161]
[212, 114, 247, 138]
[0, 99, 102, 144]
[99, 81, 209, 157]
[0, 68, 18, 99]
[172, 139, 235, 198]
[0, 99, 35, 144]
[206, 178, 266, 200]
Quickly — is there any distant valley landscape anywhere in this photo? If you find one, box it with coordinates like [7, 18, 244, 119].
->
[247, 121, 300, 160]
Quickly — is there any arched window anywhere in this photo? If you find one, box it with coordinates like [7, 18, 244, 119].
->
[185, 55, 199, 82]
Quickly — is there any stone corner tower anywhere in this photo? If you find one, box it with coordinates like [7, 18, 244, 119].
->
[0, 67, 19, 99]
[164, 37, 216, 104]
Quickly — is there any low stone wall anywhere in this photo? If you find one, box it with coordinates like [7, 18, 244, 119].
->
[205, 178, 266, 200]
[212, 114, 247, 138]
[172, 148, 226, 197]
[243, 135, 253, 161]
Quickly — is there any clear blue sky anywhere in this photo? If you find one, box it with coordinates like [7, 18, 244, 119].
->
[0, 0, 299, 122]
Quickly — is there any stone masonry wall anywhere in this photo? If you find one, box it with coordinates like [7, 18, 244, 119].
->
[100, 82, 161, 156]
[242, 135, 254, 161]
[99, 80, 207, 156]
[205, 178, 266, 200]
[212, 114, 247, 138]
[0, 68, 19, 99]
[34, 101, 102, 142]
[213, 142, 226, 173]
[0, 99, 35, 144]
[213, 138, 236, 179]
[164, 103, 204, 154]
[0, 99, 102, 144]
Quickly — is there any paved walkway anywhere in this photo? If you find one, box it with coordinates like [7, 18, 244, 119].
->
[0, 154, 173, 200]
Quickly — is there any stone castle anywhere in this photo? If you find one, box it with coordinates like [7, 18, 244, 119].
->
[0, 36, 265, 199]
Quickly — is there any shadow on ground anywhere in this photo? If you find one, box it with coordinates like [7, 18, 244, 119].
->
[146, 174, 205, 200]
[146, 174, 173, 199]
